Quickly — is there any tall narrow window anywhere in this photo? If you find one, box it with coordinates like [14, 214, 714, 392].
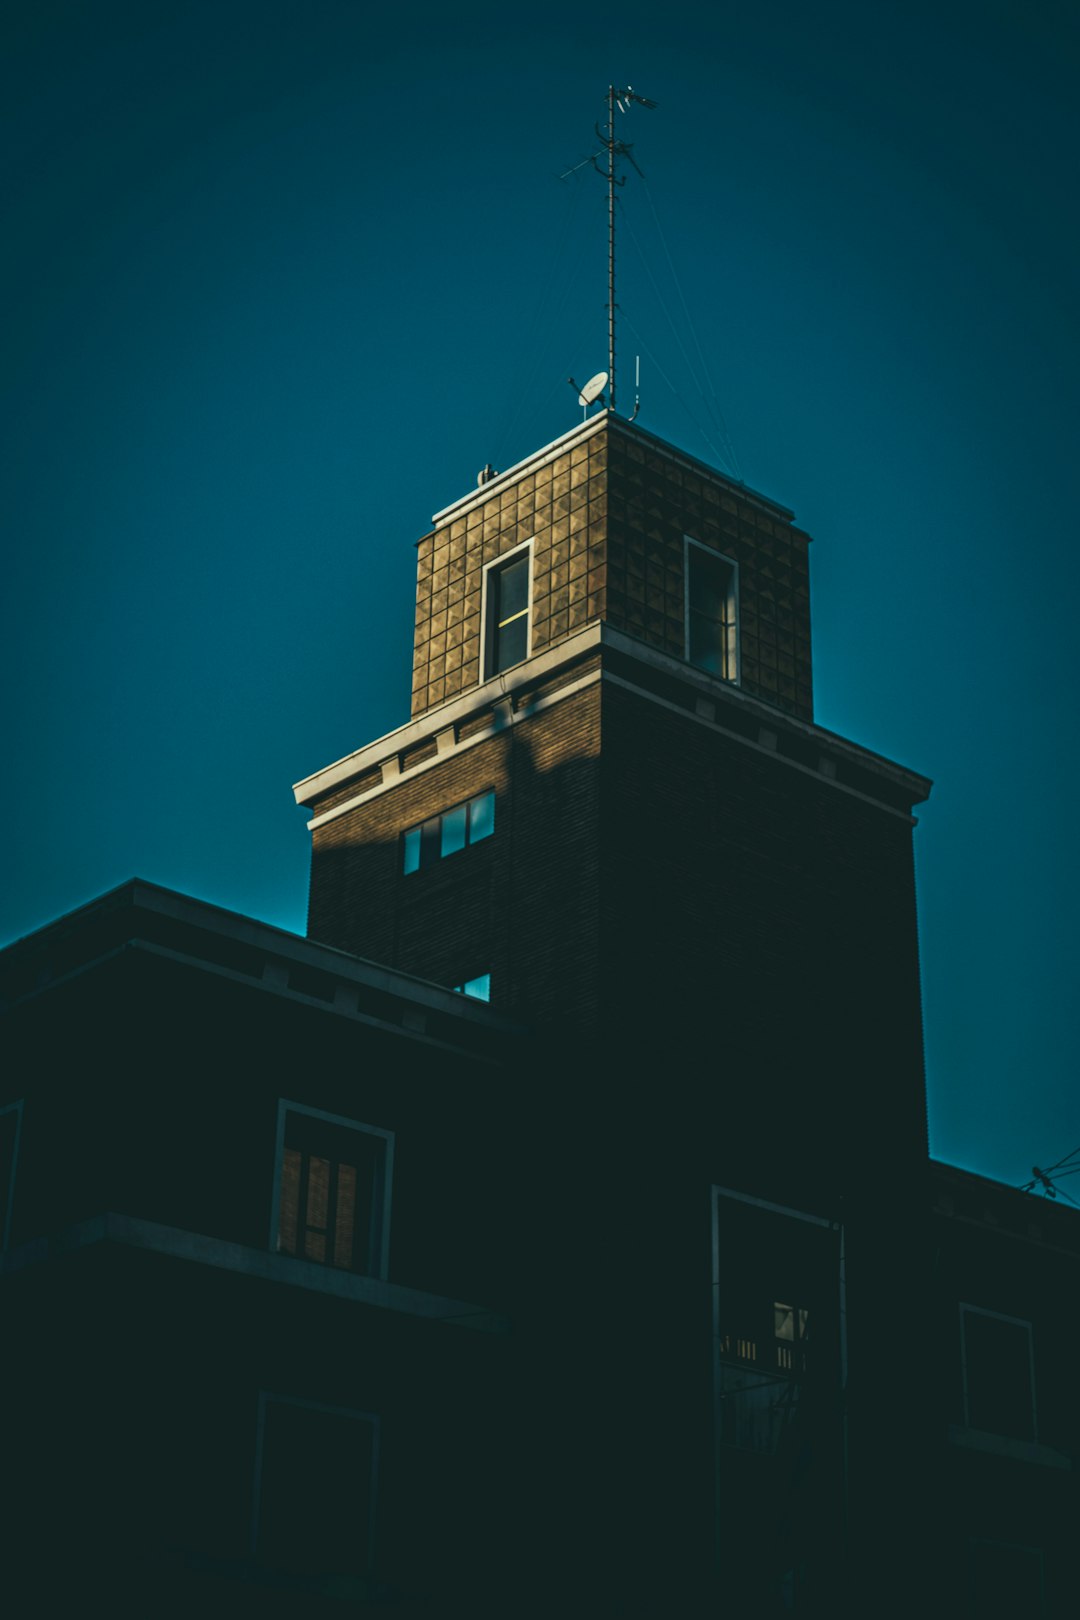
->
[686, 540, 737, 680]
[0, 1100, 22, 1252]
[275, 1105, 392, 1279]
[485, 548, 531, 676]
[253, 1393, 379, 1579]
[960, 1305, 1037, 1442]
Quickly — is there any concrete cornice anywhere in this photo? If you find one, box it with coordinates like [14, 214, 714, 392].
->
[292, 624, 605, 805]
[0, 877, 521, 1048]
[429, 411, 798, 532]
[0, 1213, 510, 1332]
[295, 624, 931, 831]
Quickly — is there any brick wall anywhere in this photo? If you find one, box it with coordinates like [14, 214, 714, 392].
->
[413, 416, 813, 724]
[597, 677, 927, 1197]
[307, 685, 604, 1030]
[309, 659, 925, 1198]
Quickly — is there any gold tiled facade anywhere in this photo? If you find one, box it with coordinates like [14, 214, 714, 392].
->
[412, 415, 812, 723]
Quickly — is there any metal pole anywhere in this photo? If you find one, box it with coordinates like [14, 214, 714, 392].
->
[607, 84, 616, 415]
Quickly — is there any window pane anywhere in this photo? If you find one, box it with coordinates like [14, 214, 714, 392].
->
[402, 826, 421, 875]
[497, 556, 529, 620]
[964, 1312, 1035, 1440]
[441, 802, 468, 857]
[462, 973, 491, 1002]
[718, 1365, 796, 1454]
[469, 791, 495, 844]
[688, 546, 734, 678]
[306, 1155, 330, 1236]
[0, 1109, 19, 1250]
[689, 548, 729, 617]
[334, 1162, 357, 1271]
[775, 1303, 795, 1341]
[496, 614, 528, 671]
[281, 1114, 386, 1277]
[689, 610, 725, 674]
[278, 1147, 301, 1255]
[257, 1400, 376, 1576]
[420, 817, 441, 869]
[971, 1542, 1044, 1616]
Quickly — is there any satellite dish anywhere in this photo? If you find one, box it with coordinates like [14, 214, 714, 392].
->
[578, 371, 608, 408]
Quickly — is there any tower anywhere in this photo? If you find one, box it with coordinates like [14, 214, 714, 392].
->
[294, 405, 934, 1611]
[297, 408, 930, 1186]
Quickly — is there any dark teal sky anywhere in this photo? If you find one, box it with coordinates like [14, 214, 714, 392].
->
[3, 2, 1078, 1190]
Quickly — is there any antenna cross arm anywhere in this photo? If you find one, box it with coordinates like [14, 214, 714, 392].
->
[590, 154, 625, 185]
[615, 88, 658, 110]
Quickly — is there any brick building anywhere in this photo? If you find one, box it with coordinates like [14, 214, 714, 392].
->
[2, 411, 1076, 1615]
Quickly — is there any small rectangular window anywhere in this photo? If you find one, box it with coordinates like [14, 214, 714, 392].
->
[253, 1393, 379, 1579]
[468, 788, 495, 843]
[452, 972, 491, 1002]
[484, 546, 532, 678]
[0, 1101, 23, 1252]
[960, 1305, 1037, 1442]
[274, 1104, 392, 1279]
[402, 826, 420, 874]
[401, 790, 496, 874]
[969, 1539, 1045, 1617]
[686, 539, 738, 681]
[440, 802, 468, 858]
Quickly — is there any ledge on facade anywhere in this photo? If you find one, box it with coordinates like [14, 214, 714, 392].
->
[175, 1548, 408, 1604]
[295, 620, 931, 830]
[947, 1423, 1072, 1471]
[930, 1159, 1080, 1253]
[1, 1213, 510, 1334]
[429, 410, 796, 531]
[0, 878, 522, 1061]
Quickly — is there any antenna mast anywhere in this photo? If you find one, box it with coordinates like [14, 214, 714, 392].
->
[559, 85, 655, 419]
[605, 86, 619, 414]
[599, 86, 655, 415]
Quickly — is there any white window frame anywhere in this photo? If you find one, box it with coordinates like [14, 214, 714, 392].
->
[0, 1099, 23, 1253]
[269, 1101, 394, 1281]
[685, 536, 739, 684]
[959, 1301, 1038, 1441]
[481, 538, 534, 681]
[250, 1390, 381, 1574]
[710, 1185, 845, 1572]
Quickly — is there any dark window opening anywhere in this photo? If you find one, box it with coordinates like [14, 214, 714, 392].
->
[962, 1307, 1036, 1442]
[277, 1111, 389, 1277]
[255, 1396, 378, 1578]
[487, 552, 530, 676]
[687, 542, 737, 679]
[969, 1540, 1044, 1618]
[0, 1103, 21, 1252]
[402, 790, 495, 875]
[717, 1299, 812, 1453]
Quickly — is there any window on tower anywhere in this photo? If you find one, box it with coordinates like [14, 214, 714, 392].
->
[483, 543, 532, 677]
[273, 1103, 393, 1279]
[686, 538, 738, 681]
[401, 790, 495, 874]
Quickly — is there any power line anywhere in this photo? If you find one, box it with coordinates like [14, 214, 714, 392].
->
[620, 308, 740, 478]
[641, 176, 743, 482]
